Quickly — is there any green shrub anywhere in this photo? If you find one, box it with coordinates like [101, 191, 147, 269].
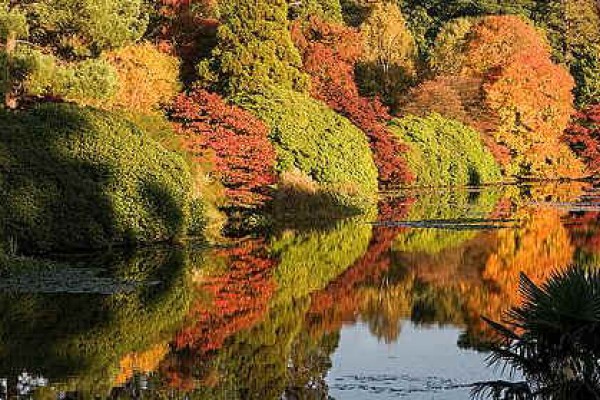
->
[0, 104, 195, 253]
[236, 88, 378, 210]
[389, 114, 501, 187]
[124, 112, 226, 239]
[10, 48, 119, 103]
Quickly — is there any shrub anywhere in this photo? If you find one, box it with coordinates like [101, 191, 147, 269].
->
[14, 48, 119, 104]
[102, 42, 181, 114]
[123, 111, 226, 239]
[0, 104, 194, 254]
[235, 88, 378, 209]
[389, 114, 501, 187]
[398, 75, 510, 167]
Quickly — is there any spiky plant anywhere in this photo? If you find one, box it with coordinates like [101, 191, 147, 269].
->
[473, 266, 600, 400]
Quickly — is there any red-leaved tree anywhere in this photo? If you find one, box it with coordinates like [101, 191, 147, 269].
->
[563, 104, 600, 175]
[292, 17, 414, 188]
[170, 89, 277, 208]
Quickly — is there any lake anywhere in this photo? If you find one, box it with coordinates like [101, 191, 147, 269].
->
[1, 181, 597, 399]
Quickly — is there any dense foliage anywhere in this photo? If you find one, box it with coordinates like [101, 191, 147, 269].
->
[419, 15, 584, 179]
[564, 104, 600, 175]
[0, 104, 193, 253]
[289, 0, 344, 22]
[197, 0, 308, 95]
[292, 17, 413, 187]
[390, 114, 501, 187]
[356, 1, 416, 108]
[0, 0, 599, 250]
[236, 88, 378, 209]
[102, 42, 181, 114]
[0, 0, 147, 108]
[170, 88, 277, 209]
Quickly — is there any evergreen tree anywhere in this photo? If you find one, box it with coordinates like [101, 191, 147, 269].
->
[198, 0, 308, 96]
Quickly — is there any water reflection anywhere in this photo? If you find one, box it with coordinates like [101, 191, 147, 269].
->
[3, 182, 600, 398]
[0, 247, 192, 398]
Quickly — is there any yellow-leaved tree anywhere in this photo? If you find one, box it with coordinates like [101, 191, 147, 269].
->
[356, 1, 416, 109]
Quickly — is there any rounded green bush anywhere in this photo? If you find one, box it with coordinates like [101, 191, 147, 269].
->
[389, 114, 501, 187]
[0, 104, 194, 254]
[235, 88, 378, 209]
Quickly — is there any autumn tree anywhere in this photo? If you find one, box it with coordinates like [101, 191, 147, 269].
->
[197, 0, 308, 96]
[563, 104, 600, 175]
[101, 42, 181, 114]
[292, 16, 413, 187]
[483, 52, 583, 178]
[421, 15, 584, 179]
[457, 15, 551, 76]
[148, 0, 219, 84]
[0, 0, 148, 108]
[356, 1, 416, 108]
[396, 0, 534, 60]
[170, 88, 277, 209]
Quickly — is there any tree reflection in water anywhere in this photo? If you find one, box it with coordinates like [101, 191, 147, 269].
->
[473, 267, 600, 400]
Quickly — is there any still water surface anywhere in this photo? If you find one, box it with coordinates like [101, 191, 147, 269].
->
[2, 181, 599, 399]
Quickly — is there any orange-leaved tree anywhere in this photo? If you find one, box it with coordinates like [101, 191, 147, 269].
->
[103, 42, 181, 114]
[483, 52, 583, 178]
[420, 15, 584, 179]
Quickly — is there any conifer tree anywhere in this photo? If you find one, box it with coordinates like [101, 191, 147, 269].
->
[198, 0, 308, 96]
